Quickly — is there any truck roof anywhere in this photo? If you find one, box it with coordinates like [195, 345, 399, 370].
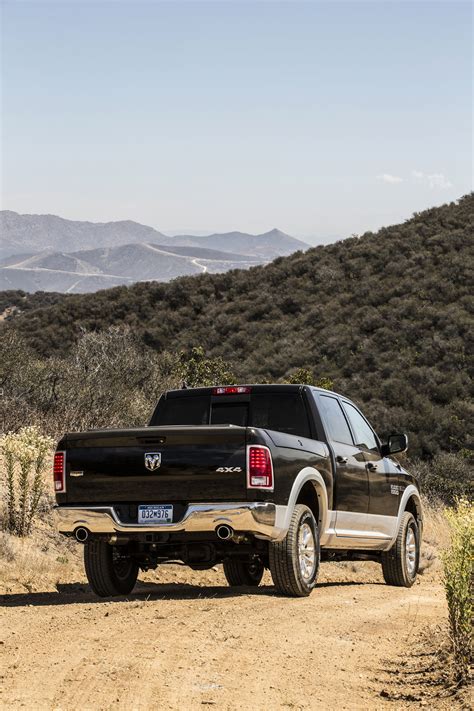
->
[164, 384, 341, 398]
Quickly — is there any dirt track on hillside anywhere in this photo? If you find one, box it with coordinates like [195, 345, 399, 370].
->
[0, 560, 460, 711]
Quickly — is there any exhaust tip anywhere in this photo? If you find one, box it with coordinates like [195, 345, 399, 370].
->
[216, 524, 233, 541]
[75, 527, 89, 543]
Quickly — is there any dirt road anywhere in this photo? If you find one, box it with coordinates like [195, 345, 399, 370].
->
[0, 560, 455, 711]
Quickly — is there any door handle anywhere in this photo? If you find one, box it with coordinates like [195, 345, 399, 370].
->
[366, 462, 378, 472]
[336, 455, 348, 464]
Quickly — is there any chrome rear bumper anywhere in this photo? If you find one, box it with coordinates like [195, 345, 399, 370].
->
[53, 502, 282, 540]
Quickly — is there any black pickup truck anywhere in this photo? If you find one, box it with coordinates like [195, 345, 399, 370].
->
[54, 384, 422, 598]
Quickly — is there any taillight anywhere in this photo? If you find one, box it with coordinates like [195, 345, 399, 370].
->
[213, 386, 252, 395]
[247, 445, 273, 490]
[53, 451, 66, 493]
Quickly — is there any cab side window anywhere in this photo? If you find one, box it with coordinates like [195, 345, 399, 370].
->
[320, 395, 353, 445]
[342, 402, 379, 453]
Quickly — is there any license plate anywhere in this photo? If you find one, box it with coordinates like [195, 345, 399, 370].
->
[138, 504, 173, 524]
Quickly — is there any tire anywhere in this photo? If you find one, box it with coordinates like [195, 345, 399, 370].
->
[84, 539, 139, 597]
[269, 504, 320, 597]
[381, 512, 420, 587]
[223, 557, 264, 587]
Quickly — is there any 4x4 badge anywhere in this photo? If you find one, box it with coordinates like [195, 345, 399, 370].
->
[144, 452, 161, 471]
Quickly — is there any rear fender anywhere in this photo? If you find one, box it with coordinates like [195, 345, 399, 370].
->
[274, 467, 329, 543]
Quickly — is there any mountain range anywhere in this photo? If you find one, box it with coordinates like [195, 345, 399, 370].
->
[0, 211, 308, 292]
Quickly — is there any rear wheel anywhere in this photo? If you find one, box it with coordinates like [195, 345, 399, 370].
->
[269, 504, 320, 597]
[84, 539, 139, 597]
[381, 512, 420, 587]
[223, 557, 264, 586]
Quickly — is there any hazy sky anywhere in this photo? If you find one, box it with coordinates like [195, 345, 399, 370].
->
[1, 0, 472, 243]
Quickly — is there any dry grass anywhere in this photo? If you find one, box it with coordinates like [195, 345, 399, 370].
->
[0, 451, 84, 594]
[442, 499, 473, 683]
[0, 515, 83, 594]
[418, 496, 451, 577]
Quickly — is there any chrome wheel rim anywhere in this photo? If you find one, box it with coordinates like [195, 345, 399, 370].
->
[405, 526, 417, 576]
[298, 522, 316, 581]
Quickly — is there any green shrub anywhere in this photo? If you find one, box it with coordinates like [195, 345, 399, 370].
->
[442, 498, 473, 683]
[286, 368, 333, 390]
[411, 452, 473, 505]
[0, 426, 53, 536]
[177, 346, 236, 388]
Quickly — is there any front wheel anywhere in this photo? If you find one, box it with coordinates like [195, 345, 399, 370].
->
[223, 557, 264, 587]
[269, 504, 320, 597]
[84, 539, 139, 597]
[381, 512, 420, 587]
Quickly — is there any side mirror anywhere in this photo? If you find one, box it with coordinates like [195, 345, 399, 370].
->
[381, 433, 408, 457]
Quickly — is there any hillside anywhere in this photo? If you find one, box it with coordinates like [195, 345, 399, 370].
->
[1, 195, 473, 458]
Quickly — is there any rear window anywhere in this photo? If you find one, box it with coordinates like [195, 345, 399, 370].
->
[151, 392, 311, 438]
[152, 396, 209, 426]
[211, 402, 248, 427]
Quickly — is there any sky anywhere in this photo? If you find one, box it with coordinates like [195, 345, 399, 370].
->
[1, 0, 472, 243]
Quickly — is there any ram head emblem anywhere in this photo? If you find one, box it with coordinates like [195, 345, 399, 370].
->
[144, 452, 161, 471]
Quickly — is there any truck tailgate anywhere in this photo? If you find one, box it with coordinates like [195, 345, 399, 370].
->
[63, 425, 248, 504]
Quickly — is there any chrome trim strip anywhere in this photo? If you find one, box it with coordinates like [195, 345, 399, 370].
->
[335, 528, 392, 539]
[335, 511, 397, 539]
[324, 510, 398, 550]
[54, 502, 280, 540]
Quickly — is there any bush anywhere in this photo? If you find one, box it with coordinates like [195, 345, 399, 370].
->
[286, 368, 333, 390]
[0, 331, 239, 436]
[442, 498, 473, 683]
[0, 426, 53, 536]
[411, 452, 473, 505]
[177, 346, 236, 388]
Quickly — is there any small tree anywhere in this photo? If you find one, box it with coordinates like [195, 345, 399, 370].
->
[177, 347, 236, 388]
[442, 498, 473, 684]
[286, 368, 333, 390]
[0, 426, 53, 536]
